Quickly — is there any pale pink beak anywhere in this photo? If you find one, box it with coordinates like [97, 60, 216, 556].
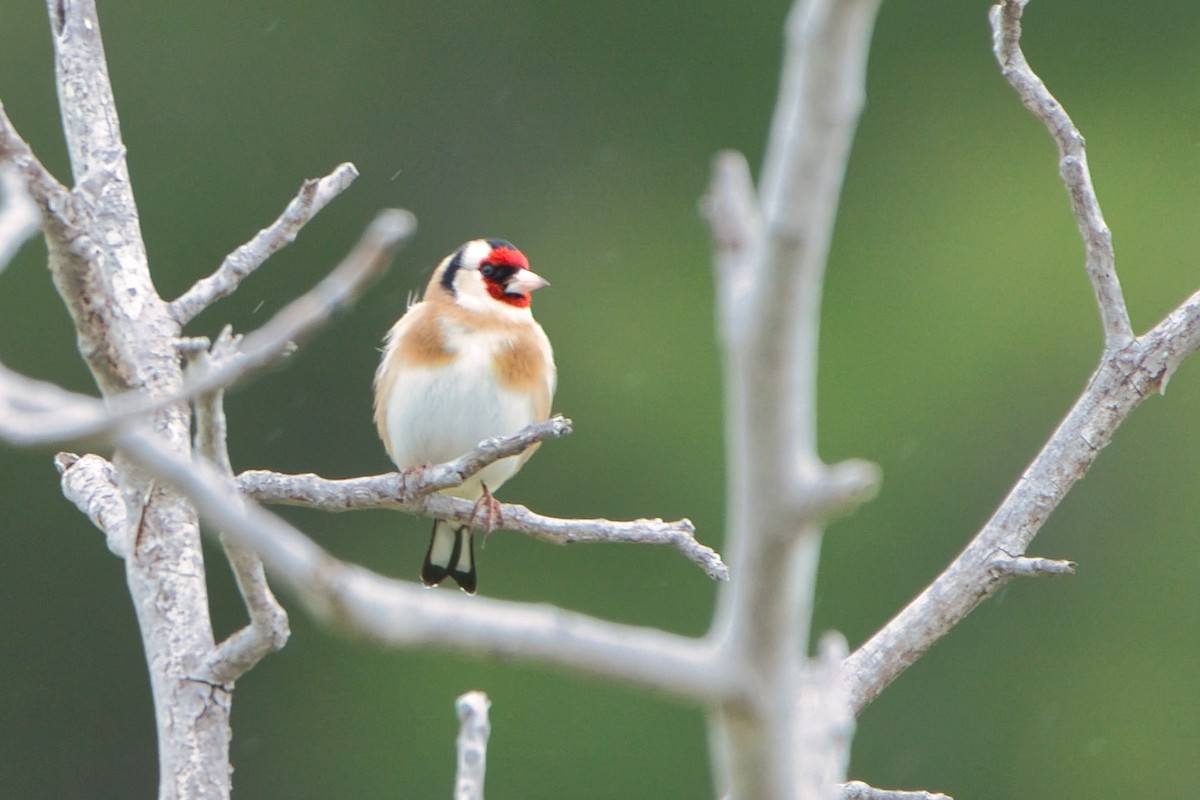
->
[507, 268, 549, 294]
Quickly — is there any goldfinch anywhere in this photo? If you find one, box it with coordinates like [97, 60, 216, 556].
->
[374, 239, 556, 593]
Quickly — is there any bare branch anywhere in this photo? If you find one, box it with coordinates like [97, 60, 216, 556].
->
[454, 692, 491, 800]
[115, 428, 726, 704]
[0, 164, 43, 272]
[840, 782, 953, 800]
[0, 104, 73, 240]
[1149, 284, 1200, 390]
[0, 208, 414, 448]
[843, 302, 1198, 714]
[235, 417, 728, 582]
[169, 163, 360, 325]
[417, 415, 574, 495]
[54, 452, 129, 557]
[182, 207, 415, 394]
[0, 362, 108, 446]
[193, 330, 290, 685]
[233, 416, 573, 507]
[991, 0, 1133, 350]
[842, 1, 1200, 717]
[702, 2, 883, 796]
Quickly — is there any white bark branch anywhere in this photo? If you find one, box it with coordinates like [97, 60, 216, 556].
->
[0, 209, 414, 448]
[991, 0, 1133, 350]
[235, 417, 727, 582]
[169, 163, 360, 325]
[842, 1, 1200, 716]
[113, 427, 726, 704]
[795, 633, 855, 799]
[0, 103, 71, 213]
[54, 451, 129, 557]
[454, 691, 491, 800]
[193, 330, 290, 685]
[844, 290, 1200, 714]
[840, 782, 953, 800]
[702, 0, 883, 798]
[41, 4, 231, 797]
[0, 164, 42, 272]
[990, 553, 1076, 578]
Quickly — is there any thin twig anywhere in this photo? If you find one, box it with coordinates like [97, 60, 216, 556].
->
[417, 415, 574, 495]
[991, 0, 1133, 350]
[234, 417, 573, 507]
[193, 329, 290, 685]
[454, 692, 491, 800]
[169, 163, 360, 325]
[179, 207, 416, 396]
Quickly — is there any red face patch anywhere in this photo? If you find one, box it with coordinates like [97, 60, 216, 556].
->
[484, 280, 532, 308]
[480, 243, 533, 308]
[486, 245, 529, 271]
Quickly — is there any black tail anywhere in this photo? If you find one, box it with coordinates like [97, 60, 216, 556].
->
[421, 518, 477, 594]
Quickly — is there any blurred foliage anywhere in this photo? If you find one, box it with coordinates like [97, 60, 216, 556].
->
[3, 1, 1200, 798]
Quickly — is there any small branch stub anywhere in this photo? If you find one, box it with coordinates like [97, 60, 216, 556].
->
[840, 782, 953, 800]
[454, 691, 491, 800]
[991, 553, 1076, 578]
[55, 451, 129, 557]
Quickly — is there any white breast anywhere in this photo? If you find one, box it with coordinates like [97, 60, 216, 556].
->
[382, 324, 540, 500]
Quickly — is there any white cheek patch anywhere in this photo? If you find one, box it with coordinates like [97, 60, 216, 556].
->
[453, 266, 534, 322]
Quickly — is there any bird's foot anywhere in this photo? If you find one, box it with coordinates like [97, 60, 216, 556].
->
[469, 483, 503, 545]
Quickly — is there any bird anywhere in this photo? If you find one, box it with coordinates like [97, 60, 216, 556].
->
[373, 239, 556, 594]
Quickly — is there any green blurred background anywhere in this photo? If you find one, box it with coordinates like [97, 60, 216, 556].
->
[3, 0, 1199, 797]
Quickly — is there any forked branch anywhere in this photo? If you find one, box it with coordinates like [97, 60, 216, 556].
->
[170, 163, 361, 325]
[842, 0, 1200, 715]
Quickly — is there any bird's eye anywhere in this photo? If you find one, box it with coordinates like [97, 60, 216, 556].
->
[480, 264, 498, 280]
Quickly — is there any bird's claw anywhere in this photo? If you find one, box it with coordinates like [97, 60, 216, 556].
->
[469, 483, 503, 544]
